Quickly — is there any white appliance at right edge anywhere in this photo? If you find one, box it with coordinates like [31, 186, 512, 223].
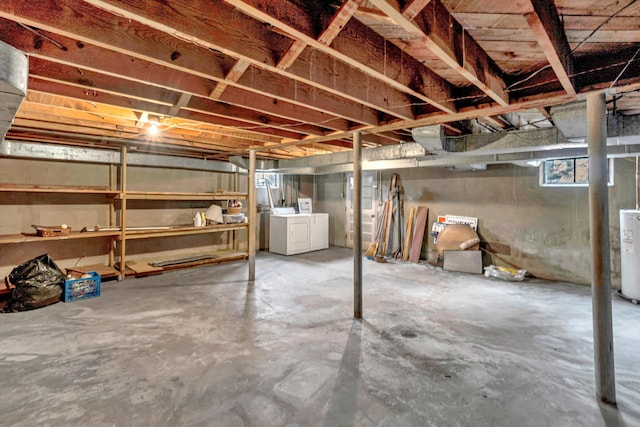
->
[620, 209, 640, 300]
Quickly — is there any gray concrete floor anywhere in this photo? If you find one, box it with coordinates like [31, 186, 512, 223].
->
[1, 247, 639, 427]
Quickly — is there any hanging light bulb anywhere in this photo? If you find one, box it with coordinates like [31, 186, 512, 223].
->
[148, 123, 159, 135]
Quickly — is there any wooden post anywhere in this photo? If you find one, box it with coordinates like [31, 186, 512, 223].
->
[119, 146, 127, 280]
[353, 132, 362, 319]
[108, 163, 116, 268]
[233, 170, 239, 250]
[587, 92, 616, 404]
[248, 150, 256, 281]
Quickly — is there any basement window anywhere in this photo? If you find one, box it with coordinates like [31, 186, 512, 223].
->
[540, 157, 614, 187]
[256, 172, 280, 189]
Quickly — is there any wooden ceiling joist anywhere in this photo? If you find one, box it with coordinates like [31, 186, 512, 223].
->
[210, 0, 362, 114]
[0, 0, 639, 160]
[0, 3, 383, 127]
[3, 33, 345, 139]
[26, 78, 312, 141]
[224, 0, 457, 114]
[401, 0, 431, 21]
[523, 0, 576, 96]
[30, 55, 335, 139]
[367, 0, 509, 106]
[75, 0, 417, 122]
[209, 59, 251, 100]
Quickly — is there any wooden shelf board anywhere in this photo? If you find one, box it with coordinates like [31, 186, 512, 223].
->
[123, 223, 248, 239]
[138, 250, 248, 272]
[125, 261, 163, 277]
[68, 263, 120, 279]
[124, 191, 247, 201]
[0, 184, 119, 196]
[0, 230, 121, 244]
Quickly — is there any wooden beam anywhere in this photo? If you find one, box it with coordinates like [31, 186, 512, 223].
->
[276, 40, 307, 70]
[214, 0, 361, 106]
[13, 116, 249, 153]
[258, 90, 588, 151]
[318, 0, 362, 46]
[66, 0, 416, 121]
[0, 19, 356, 132]
[0, 4, 385, 126]
[27, 57, 333, 137]
[401, 0, 432, 20]
[368, 0, 509, 106]
[168, 92, 192, 117]
[523, 0, 576, 96]
[27, 78, 309, 141]
[17, 104, 277, 147]
[225, 0, 457, 113]
[135, 112, 148, 129]
[538, 107, 553, 122]
[277, 0, 362, 69]
[477, 115, 506, 129]
[209, 59, 251, 99]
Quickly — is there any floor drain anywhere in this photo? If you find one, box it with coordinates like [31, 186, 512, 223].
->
[401, 330, 418, 338]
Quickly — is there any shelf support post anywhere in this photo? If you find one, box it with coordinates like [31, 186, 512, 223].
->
[109, 163, 116, 268]
[248, 149, 256, 281]
[232, 170, 239, 250]
[119, 146, 127, 280]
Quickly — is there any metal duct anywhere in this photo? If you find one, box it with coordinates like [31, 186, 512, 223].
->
[415, 124, 579, 155]
[411, 125, 445, 153]
[549, 101, 588, 140]
[228, 155, 278, 171]
[0, 41, 28, 141]
[550, 101, 640, 141]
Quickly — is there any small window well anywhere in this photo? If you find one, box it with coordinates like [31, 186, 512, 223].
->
[256, 172, 280, 189]
[540, 157, 614, 187]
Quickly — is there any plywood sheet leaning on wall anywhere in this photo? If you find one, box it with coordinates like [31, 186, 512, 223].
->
[403, 206, 416, 261]
[365, 200, 389, 257]
[409, 207, 429, 263]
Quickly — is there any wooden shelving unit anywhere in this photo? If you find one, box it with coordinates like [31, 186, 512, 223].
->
[0, 146, 255, 281]
[0, 177, 121, 277]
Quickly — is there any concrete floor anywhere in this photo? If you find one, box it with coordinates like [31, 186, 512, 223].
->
[1, 247, 639, 427]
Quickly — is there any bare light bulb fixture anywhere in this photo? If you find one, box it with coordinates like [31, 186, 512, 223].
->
[148, 122, 159, 135]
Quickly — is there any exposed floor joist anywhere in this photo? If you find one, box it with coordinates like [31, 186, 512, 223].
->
[0, 0, 638, 159]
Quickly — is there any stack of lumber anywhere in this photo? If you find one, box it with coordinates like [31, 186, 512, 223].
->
[365, 174, 408, 259]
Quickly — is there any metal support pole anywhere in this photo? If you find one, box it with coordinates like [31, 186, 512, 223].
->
[587, 92, 616, 404]
[248, 150, 257, 281]
[635, 156, 639, 210]
[353, 132, 362, 319]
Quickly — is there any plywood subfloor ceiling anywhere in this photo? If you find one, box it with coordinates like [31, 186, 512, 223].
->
[1, 0, 639, 160]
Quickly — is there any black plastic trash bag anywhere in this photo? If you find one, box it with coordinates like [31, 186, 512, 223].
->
[5, 254, 65, 312]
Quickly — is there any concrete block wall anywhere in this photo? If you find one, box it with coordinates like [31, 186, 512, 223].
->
[314, 159, 636, 287]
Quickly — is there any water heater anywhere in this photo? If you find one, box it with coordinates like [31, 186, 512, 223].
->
[620, 209, 640, 301]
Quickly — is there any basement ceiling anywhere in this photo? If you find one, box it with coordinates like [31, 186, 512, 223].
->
[1, 0, 639, 161]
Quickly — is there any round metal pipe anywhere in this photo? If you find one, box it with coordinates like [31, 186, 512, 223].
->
[353, 132, 362, 319]
[248, 149, 257, 281]
[587, 92, 616, 404]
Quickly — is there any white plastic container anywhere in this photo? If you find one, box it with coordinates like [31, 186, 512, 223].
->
[620, 209, 640, 300]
